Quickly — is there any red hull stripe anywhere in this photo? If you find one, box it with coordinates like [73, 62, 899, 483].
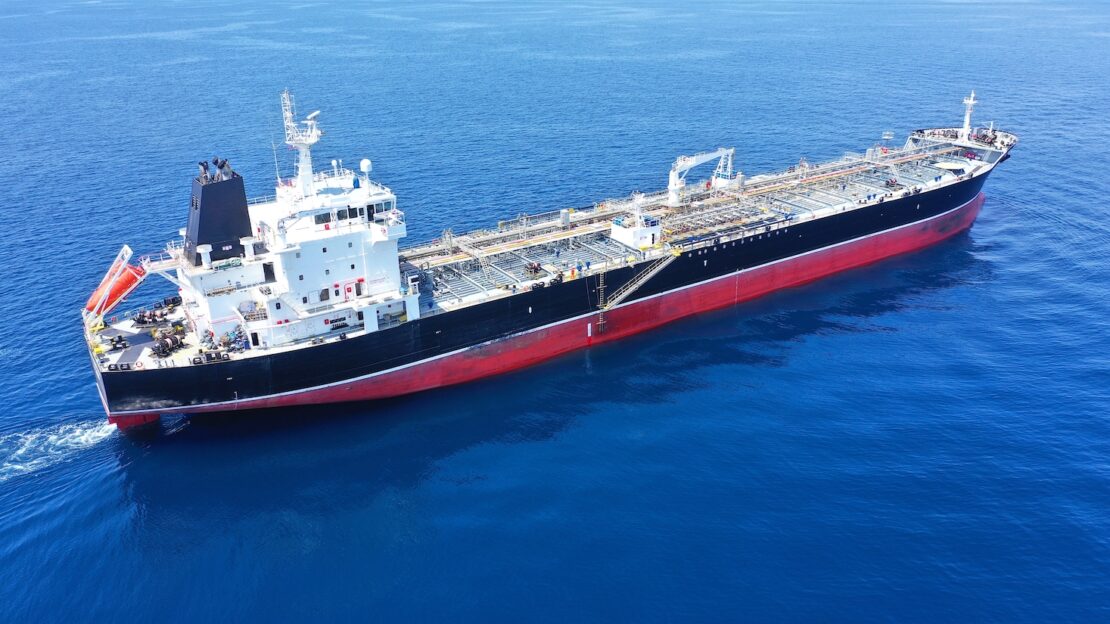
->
[108, 193, 984, 427]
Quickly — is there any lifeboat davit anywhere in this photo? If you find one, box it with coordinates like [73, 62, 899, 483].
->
[86, 246, 147, 316]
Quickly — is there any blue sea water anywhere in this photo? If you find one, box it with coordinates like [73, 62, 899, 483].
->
[2, 0, 1110, 620]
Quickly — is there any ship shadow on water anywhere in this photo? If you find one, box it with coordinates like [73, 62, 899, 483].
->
[110, 233, 992, 515]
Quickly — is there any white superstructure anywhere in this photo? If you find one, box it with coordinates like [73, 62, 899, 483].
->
[143, 91, 418, 351]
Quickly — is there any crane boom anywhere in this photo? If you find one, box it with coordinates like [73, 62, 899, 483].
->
[667, 147, 735, 206]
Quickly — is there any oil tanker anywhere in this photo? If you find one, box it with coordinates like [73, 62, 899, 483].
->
[83, 91, 1016, 429]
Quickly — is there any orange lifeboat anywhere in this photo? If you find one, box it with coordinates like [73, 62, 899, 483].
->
[86, 247, 146, 315]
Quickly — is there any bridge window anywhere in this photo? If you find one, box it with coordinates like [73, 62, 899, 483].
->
[314, 213, 331, 225]
[337, 208, 349, 220]
[320, 289, 330, 301]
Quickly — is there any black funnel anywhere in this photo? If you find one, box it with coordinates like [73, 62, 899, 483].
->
[184, 172, 252, 267]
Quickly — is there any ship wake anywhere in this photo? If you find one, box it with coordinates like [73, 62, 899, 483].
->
[0, 421, 117, 483]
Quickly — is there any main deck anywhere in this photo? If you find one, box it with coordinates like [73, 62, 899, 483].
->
[89, 126, 1014, 375]
[401, 127, 1014, 313]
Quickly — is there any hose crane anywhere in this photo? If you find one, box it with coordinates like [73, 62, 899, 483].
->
[667, 147, 736, 207]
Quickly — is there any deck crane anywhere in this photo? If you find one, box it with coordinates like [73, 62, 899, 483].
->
[667, 147, 736, 207]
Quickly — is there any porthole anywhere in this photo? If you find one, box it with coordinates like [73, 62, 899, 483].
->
[350, 264, 355, 270]
[348, 242, 353, 248]
[325, 269, 330, 275]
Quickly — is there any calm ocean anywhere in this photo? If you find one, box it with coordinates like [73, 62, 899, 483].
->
[1, 0, 1109, 620]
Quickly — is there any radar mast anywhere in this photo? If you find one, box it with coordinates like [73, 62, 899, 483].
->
[281, 90, 322, 197]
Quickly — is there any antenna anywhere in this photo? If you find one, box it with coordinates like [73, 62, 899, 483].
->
[271, 136, 281, 186]
[281, 89, 297, 140]
[281, 90, 322, 149]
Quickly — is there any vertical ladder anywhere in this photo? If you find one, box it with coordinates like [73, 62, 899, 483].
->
[597, 271, 607, 334]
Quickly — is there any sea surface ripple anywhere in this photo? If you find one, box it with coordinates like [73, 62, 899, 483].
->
[1, 0, 1109, 621]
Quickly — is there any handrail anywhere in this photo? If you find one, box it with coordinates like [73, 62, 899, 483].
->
[204, 278, 267, 297]
[603, 253, 677, 310]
